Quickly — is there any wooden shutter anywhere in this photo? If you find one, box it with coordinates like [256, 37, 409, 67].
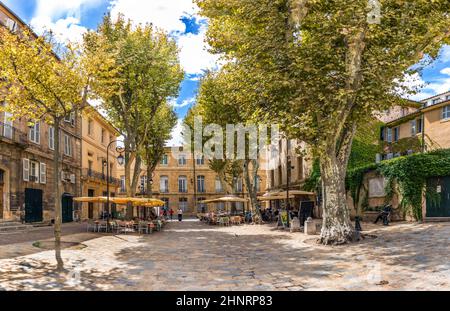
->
[23, 159, 30, 181]
[40, 163, 47, 184]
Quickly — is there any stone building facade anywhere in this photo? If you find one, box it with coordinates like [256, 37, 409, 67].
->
[117, 147, 269, 217]
[0, 2, 82, 223]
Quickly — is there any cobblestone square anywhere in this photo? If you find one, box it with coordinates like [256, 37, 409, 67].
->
[0, 220, 449, 291]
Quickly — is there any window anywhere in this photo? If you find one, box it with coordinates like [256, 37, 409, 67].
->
[443, 105, 450, 120]
[297, 157, 304, 180]
[179, 198, 188, 212]
[178, 154, 187, 166]
[235, 178, 243, 193]
[29, 122, 40, 144]
[88, 119, 94, 136]
[160, 176, 169, 193]
[196, 156, 205, 166]
[120, 176, 126, 193]
[101, 128, 106, 145]
[3, 112, 13, 139]
[432, 98, 442, 105]
[369, 178, 386, 198]
[178, 176, 188, 193]
[447, 95, 450, 101]
[411, 120, 417, 136]
[393, 127, 400, 142]
[48, 127, 55, 150]
[30, 161, 39, 183]
[160, 154, 168, 166]
[386, 128, 392, 143]
[139, 175, 148, 194]
[215, 177, 223, 193]
[270, 170, 275, 188]
[5, 18, 18, 32]
[256, 176, 262, 192]
[40, 163, 47, 184]
[23, 159, 30, 182]
[64, 134, 72, 156]
[64, 112, 75, 126]
[417, 118, 423, 134]
[197, 176, 206, 193]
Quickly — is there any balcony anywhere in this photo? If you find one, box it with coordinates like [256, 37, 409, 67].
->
[0, 122, 28, 147]
[82, 168, 121, 186]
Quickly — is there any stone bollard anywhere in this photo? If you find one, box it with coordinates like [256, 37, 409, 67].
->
[290, 217, 301, 233]
[305, 217, 317, 235]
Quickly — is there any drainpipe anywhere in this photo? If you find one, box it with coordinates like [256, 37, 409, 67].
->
[421, 113, 426, 154]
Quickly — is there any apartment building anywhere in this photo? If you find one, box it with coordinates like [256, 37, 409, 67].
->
[264, 139, 315, 209]
[79, 105, 121, 220]
[117, 147, 268, 216]
[380, 91, 450, 159]
[0, 2, 82, 223]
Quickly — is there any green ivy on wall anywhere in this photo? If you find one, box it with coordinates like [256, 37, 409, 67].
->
[347, 149, 450, 221]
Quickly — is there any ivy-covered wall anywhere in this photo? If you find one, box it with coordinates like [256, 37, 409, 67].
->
[347, 149, 450, 221]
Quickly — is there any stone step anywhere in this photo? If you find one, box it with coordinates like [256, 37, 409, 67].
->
[0, 221, 33, 233]
[424, 217, 450, 223]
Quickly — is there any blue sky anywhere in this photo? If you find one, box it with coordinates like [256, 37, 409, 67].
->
[2, 0, 217, 145]
[2, 0, 450, 143]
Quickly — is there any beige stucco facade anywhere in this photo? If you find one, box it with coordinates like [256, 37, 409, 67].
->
[79, 106, 121, 220]
[382, 91, 450, 157]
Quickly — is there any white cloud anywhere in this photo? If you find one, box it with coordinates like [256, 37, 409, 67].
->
[440, 67, 450, 76]
[29, 0, 102, 43]
[31, 15, 87, 44]
[109, 0, 219, 74]
[171, 97, 196, 109]
[178, 26, 219, 74]
[109, 0, 198, 34]
[166, 119, 185, 147]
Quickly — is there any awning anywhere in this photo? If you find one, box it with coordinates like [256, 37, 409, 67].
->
[278, 190, 316, 197]
[200, 196, 249, 204]
[74, 197, 108, 203]
[258, 195, 295, 201]
[74, 196, 165, 207]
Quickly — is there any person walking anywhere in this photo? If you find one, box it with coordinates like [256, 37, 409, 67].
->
[178, 208, 183, 222]
[169, 208, 174, 221]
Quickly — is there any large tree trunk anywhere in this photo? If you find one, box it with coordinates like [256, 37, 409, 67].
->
[53, 117, 64, 271]
[244, 159, 260, 215]
[319, 124, 356, 245]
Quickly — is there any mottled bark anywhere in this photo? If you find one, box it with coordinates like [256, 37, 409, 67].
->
[319, 124, 356, 245]
[53, 117, 64, 271]
[244, 159, 260, 215]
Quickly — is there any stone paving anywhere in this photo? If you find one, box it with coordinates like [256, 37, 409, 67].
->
[0, 220, 449, 291]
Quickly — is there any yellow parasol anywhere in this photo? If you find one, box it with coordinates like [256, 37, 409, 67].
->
[73, 197, 108, 203]
[200, 196, 249, 204]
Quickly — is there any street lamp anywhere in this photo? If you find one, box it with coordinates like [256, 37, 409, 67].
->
[106, 139, 126, 229]
[285, 138, 295, 228]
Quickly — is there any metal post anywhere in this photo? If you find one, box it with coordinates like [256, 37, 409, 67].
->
[286, 153, 291, 228]
[193, 149, 197, 214]
[106, 139, 124, 231]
